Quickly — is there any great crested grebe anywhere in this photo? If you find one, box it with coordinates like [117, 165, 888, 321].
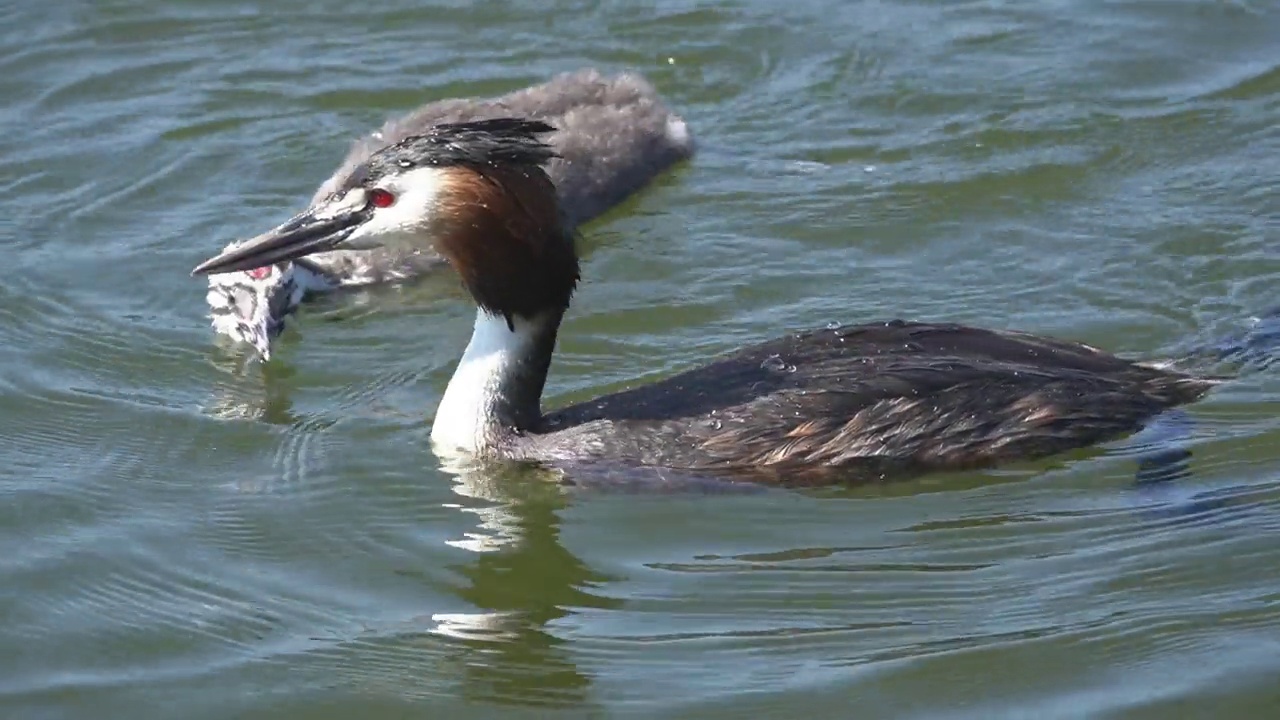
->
[192, 118, 1222, 485]
[206, 69, 694, 359]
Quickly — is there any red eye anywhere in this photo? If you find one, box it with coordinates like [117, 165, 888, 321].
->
[369, 188, 396, 208]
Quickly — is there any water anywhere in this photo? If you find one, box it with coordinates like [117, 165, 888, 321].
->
[3, 1, 1279, 717]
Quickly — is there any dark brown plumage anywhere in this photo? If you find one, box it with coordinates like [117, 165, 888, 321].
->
[528, 321, 1216, 485]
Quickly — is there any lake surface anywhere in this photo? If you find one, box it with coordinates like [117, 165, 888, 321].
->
[3, 1, 1280, 717]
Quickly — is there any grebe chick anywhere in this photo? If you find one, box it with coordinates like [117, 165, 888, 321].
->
[192, 119, 1219, 486]
[206, 69, 694, 359]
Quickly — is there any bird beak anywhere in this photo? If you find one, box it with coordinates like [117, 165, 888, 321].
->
[191, 189, 373, 276]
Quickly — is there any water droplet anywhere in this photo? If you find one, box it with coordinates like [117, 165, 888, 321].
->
[826, 321, 842, 330]
[761, 354, 787, 372]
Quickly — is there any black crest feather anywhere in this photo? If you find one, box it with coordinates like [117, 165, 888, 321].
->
[341, 118, 559, 190]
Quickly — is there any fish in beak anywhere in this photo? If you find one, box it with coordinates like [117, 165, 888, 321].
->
[192, 189, 374, 276]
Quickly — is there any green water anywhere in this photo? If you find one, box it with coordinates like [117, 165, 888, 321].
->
[3, 1, 1279, 718]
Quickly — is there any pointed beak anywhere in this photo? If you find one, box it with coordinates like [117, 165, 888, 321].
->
[191, 189, 373, 276]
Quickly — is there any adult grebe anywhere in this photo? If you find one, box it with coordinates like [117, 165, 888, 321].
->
[206, 69, 694, 359]
[192, 118, 1220, 486]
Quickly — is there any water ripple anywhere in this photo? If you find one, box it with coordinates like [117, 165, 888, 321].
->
[2, 0, 1280, 717]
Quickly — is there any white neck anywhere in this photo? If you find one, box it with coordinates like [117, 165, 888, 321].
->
[431, 309, 550, 458]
